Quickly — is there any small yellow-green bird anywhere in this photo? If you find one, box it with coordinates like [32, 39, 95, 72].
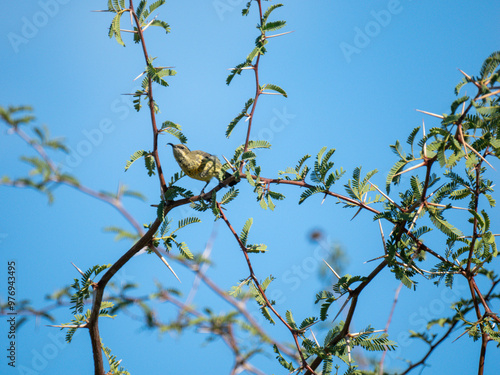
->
[167, 143, 237, 193]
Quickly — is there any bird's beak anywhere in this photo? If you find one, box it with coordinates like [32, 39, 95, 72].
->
[167, 143, 174, 147]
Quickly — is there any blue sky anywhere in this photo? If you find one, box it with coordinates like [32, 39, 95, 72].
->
[1, 0, 499, 374]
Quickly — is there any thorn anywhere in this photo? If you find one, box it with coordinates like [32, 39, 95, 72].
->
[378, 219, 387, 254]
[71, 262, 86, 278]
[422, 120, 428, 159]
[369, 181, 401, 210]
[47, 323, 87, 328]
[332, 297, 351, 323]
[464, 143, 496, 170]
[458, 68, 472, 80]
[133, 71, 146, 81]
[227, 66, 254, 71]
[456, 123, 468, 157]
[120, 29, 137, 33]
[416, 109, 444, 119]
[461, 91, 467, 115]
[452, 328, 470, 343]
[458, 69, 482, 89]
[475, 89, 500, 101]
[142, 15, 158, 32]
[264, 30, 295, 39]
[427, 202, 469, 211]
[321, 193, 327, 205]
[350, 207, 362, 220]
[392, 161, 426, 177]
[364, 254, 388, 263]
[222, 155, 236, 172]
[310, 329, 320, 347]
[150, 247, 181, 283]
[323, 259, 341, 279]
[407, 203, 424, 232]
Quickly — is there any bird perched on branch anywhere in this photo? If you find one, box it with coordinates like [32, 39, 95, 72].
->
[167, 143, 237, 194]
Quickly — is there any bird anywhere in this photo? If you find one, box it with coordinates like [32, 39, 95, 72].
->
[167, 143, 237, 194]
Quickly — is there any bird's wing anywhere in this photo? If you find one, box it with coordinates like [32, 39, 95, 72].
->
[192, 150, 214, 158]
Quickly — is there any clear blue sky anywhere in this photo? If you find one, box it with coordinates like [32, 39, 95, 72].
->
[1, 1, 499, 374]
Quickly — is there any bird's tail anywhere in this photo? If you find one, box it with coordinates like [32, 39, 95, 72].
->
[224, 171, 238, 187]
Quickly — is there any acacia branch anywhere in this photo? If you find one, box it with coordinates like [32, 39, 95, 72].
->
[129, 0, 168, 195]
[88, 216, 163, 375]
[378, 283, 403, 375]
[216, 201, 317, 374]
[305, 259, 389, 374]
[400, 320, 459, 375]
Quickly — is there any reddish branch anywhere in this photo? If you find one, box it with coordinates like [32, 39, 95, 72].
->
[399, 320, 459, 375]
[305, 259, 389, 375]
[86, 1, 172, 372]
[216, 201, 318, 374]
[4, 3, 498, 374]
[378, 283, 403, 375]
[88, 217, 163, 375]
[129, 0, 168, 195]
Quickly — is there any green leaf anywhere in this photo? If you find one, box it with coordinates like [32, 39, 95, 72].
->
[156, 200, 165, 222]
[220, 187, 239, 205]
[260, 306, 275, 325]
[240, 218, 253, 246]
[259, 196, 268, 210]
[285, 310, 297, 329]
[124, 150, 147, 171]
[109, 14, 125, 47]
[160, 121, 187, 143]
[262, 4, 284, 24]
[261, 20, 286, 32]
[226, 98, 254, 138]
[226, 61, 252, 85]
[428, 211, 463, 239]
[386, 159, 407, 193]
[136, 0, 147, 20]
[267, 195, 275, 211]
[299, 316, 318, 330]
[247, 244, 268, 253]
[241, 0, 252, 16]
[261, 83, 287, 97]
[299, 185, 324, 205]
[177, 241, 194, 260]
[450, 96, 469, 114]
[149, 19, 170, 33]
[273, 344, 294, 371]
[144, 154, 156, 176]
[148, 0, 165, 15]
[177, 217, 201, 230]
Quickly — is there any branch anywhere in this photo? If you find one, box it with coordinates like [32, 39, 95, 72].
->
[129, 0, 168, 195]
[217, 201, 317, 374]
[88, 216, 163, 375]
[400, 320, 459, 375]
